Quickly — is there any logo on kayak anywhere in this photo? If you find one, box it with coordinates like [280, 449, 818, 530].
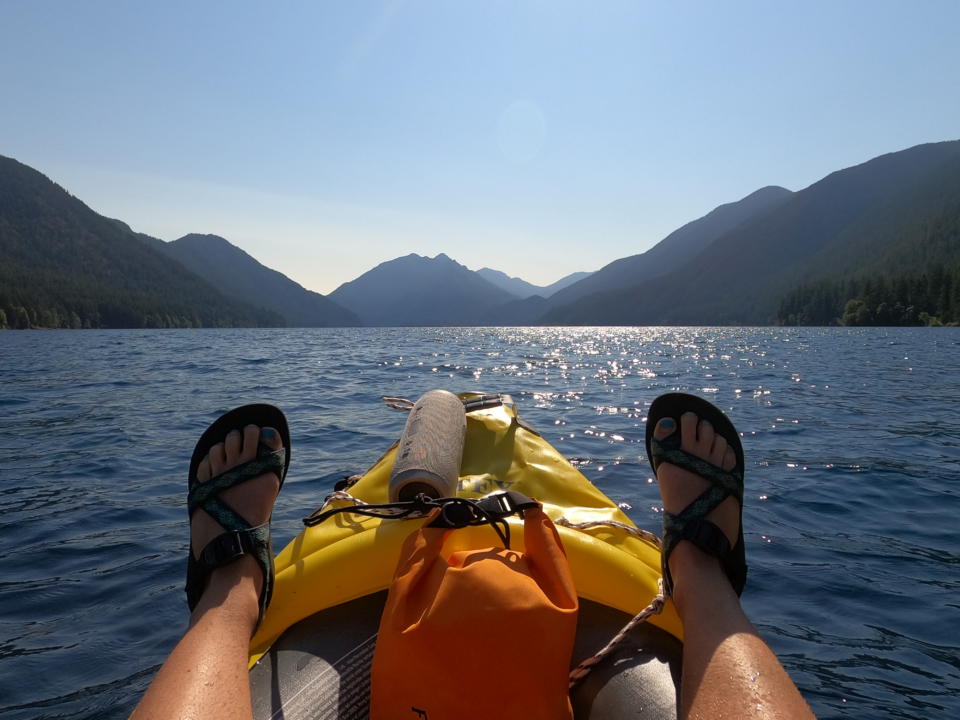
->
[411, 707, 429, 718]
[457, 474, 515, 495]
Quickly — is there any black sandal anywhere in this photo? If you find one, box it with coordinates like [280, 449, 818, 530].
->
[645, 393, 747, 596]
[185, 404, 291, 626]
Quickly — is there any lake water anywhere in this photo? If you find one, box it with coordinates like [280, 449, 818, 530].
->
[0, 327, 957, 719]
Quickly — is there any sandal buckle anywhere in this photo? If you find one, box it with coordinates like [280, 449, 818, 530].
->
[685, 519, 730, 557]
[221, 532, 246, 560]
[202, 531, 249, 567]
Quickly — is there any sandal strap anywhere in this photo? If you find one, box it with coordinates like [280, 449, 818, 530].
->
[197, 524, 271, 569]
[201, 496, 251, 533]
[671, 484, 729, 528]
[650, 436, 743, 502]
[652, 433, 744, 596]
[185, 441, 284, 625]
[188, 445, 286, 512]
[661, 484, 732, 572]
[186, 523, 275, 621]
[663, 514, 731, 558]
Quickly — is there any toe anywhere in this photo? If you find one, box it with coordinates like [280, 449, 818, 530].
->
[208, 442, 226, 475]
[723, 446, 736, 471]
[680, 412, 698, 448]
[240, 425, 260, 462]
[259, 426, 282, 451]
[652, 416, 678, 441]
[197, 456, 211, 482]
[710, 433, 728, 466]
[696, 418, 714, 453]
[224, 429, 242, 463]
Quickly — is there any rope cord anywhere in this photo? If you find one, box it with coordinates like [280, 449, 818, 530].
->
[554, 516, 668, 687]
[303, 491, 429, 526]
[554, 517, 663, 548]
[567, 577, 668, 688]
[325, 489, 368, 506]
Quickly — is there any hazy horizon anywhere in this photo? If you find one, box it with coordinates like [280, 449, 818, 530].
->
[3, 1, 959, 294]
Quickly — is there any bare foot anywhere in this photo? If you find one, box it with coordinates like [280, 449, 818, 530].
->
[191, 424, 283, 611]
[653, 412, 740, 609]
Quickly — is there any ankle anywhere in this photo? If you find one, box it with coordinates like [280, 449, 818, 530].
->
[189, 558, 262, 633]
[668, 543, 738, 618]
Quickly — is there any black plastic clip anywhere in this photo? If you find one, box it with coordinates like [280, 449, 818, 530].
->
[426, 491, 539, 549]
[476, 490, 539, 519]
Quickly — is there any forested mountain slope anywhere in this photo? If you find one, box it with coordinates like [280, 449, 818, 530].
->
[0, 156, 279, 329]
[542, 141, 960, 325]
[544, 185, 793, 309]
[5, 140, 957, 330]
[778, 158, 960, 325]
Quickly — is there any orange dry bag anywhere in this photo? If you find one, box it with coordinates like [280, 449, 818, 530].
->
[369, 493, 579, 719]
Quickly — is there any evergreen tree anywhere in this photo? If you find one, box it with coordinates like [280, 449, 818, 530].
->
[781, 265, 960, 326]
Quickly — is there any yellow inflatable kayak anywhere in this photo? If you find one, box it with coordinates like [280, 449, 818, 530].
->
[248, 393, 683, 719]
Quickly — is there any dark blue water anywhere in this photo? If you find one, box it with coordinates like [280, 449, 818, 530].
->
[1, 327, 957, 719]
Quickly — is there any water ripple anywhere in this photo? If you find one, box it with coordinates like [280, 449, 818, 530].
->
[1, 327, 958, 718]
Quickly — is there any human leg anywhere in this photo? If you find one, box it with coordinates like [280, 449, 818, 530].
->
[652, 404, 815, 719]
[133, 419, 285, 720]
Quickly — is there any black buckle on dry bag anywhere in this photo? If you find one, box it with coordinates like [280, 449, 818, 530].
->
[302, 491, 538, 549]
[426, 491, 538, 549]
[480, 490, 539, 519]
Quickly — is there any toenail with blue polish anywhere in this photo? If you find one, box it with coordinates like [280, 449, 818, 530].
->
[261, 428, 275, 440]
[659, 418, 675, 430]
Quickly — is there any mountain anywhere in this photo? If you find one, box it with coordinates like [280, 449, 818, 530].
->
[481, 294, 550, 326]
[546, 271, 594, 295]
[154, 234, 360, 327]
[329, 253, 515, 325]
[544, 185, 793, 310]
[475, 268, 593, 299]
[0, 155, 280, 329]
[543, 140, 960, 325]
[6, 140, 956, 330]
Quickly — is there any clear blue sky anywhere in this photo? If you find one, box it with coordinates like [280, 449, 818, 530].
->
[2, 1, 958, 294]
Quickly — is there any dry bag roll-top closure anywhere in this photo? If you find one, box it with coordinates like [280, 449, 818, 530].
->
[370, 390, 580, 720]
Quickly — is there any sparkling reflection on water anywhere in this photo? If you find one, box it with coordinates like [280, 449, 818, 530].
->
[0, 327, 958, 719]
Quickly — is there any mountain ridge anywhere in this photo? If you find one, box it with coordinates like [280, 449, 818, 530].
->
[4, 140, 958, 329]
[543, 185, 794, 310]
[475, 267, 593, 299]
[329, 253, 516, 326]
[542, 140, 960, 325]
[156, 233, 360, 327]
[0, 155, 281, 329]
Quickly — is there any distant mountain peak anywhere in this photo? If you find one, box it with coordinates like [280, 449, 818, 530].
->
[751, 185, 792, 195]
[176, 232, 228, 243]
[329, 252, 515, 325]
[475, 267, 594, 299]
